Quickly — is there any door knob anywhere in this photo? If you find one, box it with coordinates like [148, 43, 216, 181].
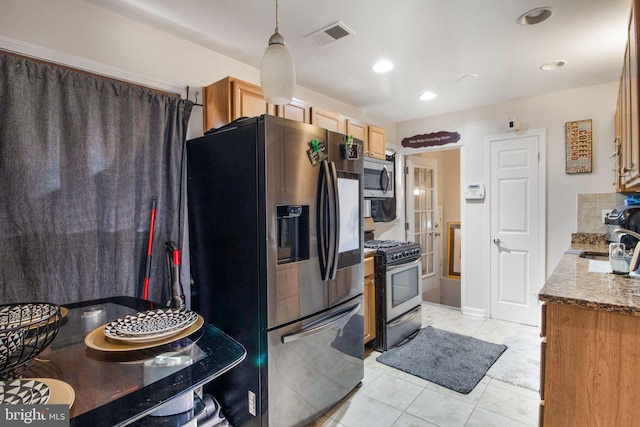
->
[493, 238, 501, 245]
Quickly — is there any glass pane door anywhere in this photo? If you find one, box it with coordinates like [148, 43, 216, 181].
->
[413, 167, 435, 277]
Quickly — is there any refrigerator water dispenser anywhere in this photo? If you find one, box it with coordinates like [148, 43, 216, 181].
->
[277, 205, 309, 264]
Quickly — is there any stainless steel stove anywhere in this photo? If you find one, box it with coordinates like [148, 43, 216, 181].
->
[364, 240, 422, 264]
[364, 240, 423, 351]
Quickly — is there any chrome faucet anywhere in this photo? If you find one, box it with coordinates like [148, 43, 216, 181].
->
[613, 228, 640, 242]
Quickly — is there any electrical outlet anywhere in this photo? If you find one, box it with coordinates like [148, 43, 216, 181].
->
[602, 209, 612, 223]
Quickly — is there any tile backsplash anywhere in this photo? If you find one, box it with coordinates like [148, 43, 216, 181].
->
[577, 193, 626, 234]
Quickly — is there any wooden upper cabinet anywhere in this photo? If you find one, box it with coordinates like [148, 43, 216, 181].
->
[346, 119, 368, 146]
[276, 98, 310, 123]
[310, 107, 345, 133]
[616, 1, 640, 190]
[202, 77, 275, 132]
[368, 125, 386, 160]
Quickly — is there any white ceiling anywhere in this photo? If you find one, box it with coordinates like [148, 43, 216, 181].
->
[87, 0, 631, 123]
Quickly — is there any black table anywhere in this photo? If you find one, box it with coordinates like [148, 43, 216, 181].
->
[24, 296, 246, 426]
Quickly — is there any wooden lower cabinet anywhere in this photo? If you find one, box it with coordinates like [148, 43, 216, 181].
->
[364, 255, 376, 344]
[540, 302, 640, 425]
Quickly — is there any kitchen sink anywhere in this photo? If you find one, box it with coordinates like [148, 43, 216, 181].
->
[579, 251, 609, 261]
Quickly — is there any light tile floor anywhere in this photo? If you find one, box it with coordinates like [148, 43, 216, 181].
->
[310, 303, 541, 427]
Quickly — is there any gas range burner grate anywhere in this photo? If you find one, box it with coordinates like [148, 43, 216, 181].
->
[363, 240, 415, 250]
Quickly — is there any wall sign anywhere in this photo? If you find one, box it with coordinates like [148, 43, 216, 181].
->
[401, 131, 460, 148]
[565, 119, 592, 174]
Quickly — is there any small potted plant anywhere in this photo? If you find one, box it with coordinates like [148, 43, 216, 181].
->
[341, 134, 359, 159]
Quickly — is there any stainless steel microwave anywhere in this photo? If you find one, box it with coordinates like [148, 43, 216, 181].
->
[363, 157, 394, 199]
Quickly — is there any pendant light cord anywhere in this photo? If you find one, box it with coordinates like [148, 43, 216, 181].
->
[275, 0, 279, 33]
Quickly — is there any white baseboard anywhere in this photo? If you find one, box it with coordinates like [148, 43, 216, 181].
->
[461, 306, 486, 318]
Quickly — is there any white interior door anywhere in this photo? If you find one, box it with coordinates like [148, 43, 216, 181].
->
[488, 130, 545, 326]
[405, 156, 440, 302]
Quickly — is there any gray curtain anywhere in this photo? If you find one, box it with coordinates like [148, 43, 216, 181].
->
[0, 52, 193, 305]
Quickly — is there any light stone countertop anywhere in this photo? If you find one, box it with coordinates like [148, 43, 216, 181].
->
[364, 248, 376, 257]
[539, 242, 640, 316]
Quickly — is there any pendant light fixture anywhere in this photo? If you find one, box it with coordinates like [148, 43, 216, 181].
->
[260, 0, 295, 105]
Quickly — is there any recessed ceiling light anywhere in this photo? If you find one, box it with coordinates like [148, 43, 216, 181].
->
[518, 7, 554, 25]
[419, 91, 437, 101]
[373, 60, 394, 73]
[540, 60, 567, 71]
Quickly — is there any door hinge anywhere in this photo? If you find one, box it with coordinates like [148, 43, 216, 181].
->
[404, 166, 409, 175]
[405, 223, 409, 231]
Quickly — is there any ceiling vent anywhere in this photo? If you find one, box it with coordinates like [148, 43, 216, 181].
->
[305, 21, 355, 46]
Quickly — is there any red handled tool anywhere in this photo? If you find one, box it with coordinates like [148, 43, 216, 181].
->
[165, 241, 186, 309]
[142, 197, 157, 300]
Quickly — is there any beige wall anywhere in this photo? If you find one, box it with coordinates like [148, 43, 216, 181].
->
[396, 82, 618, 318]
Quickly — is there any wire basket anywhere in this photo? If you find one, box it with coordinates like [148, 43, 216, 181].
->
[0, 303, 61, 379]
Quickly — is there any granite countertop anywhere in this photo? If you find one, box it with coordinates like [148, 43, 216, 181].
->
[364, 248, 376, 257]
[539, 241, 640, 316]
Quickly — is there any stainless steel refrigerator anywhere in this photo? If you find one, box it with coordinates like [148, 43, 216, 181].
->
[187, 115, 364, 427]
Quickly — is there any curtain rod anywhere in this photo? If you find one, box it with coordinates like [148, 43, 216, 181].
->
[0, 49, 182, 98]
[186, 86, 203, 107]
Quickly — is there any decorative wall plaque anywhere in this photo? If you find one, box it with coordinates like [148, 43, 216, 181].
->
[401, 131, 461, 148]
[565, 119, 592, 174]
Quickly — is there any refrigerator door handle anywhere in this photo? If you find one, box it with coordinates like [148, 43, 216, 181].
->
[328, 161, 340, 280]
[281, 303, 361, 344]
[318, 160, 333, 281]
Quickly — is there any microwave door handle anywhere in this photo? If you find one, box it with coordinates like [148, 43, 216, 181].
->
[329, 161, 339, 279]
[318, 160, 331, 280]
[281, 303, 361, 344]
[380, 166, 391, 193]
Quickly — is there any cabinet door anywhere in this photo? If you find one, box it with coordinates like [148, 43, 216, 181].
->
[626, 6, 640, 187]
[232, 80, 274, 119]
[364, 277, 376, 343]
[277, 98, 310, 123]
[616, 85, 624, 191]
[311, 107, 345, 133]
[368, 125, 386, 160]
[543, 303, 640, 425]
[363, 256, 375, 343]
[346, 119, 369, 148]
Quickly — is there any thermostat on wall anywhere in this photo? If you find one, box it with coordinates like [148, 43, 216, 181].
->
[465, 183, 485, 200]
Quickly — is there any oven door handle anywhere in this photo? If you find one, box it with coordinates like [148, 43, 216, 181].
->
[386, 257, 422, 272]
[281, 303, 361, 344]
[388, 305, 421, 327]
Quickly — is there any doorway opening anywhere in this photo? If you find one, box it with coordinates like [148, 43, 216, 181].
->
[405, 147, 461, 308]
